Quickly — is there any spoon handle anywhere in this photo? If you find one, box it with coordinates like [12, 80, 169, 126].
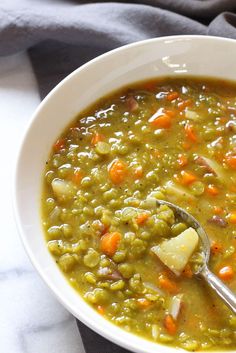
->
[201, 266, 236, 314]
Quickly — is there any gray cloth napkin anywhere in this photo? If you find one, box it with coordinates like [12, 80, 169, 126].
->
[1, 1, 236, 352]
[1, 0, 236, 98]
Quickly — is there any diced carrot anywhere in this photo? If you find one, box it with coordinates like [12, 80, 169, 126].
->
[97, 305, 105, 315]
[137, 298, 152, 309]
[211, 241, 223, 255]
[91, 132, 104, 145]
[101, 224, 109, 235]
[218, 266, 234, 281]
[177, 153, 188, 168]
[53, 138, 65, 152]
[73, 169, 82, 184]
[108, 159, 127, 184]
[179, 170, 197, 185]
[164, 314, 177, 335]
[164, 109, 176, 118]
[182, 264, 193, 278]
[167, 91, 179, 101]
[159, 276, 178, 294]
[225, 155, 236, 170]
[184, 123, 198, 143]
[150, 113, 172, 129]
[100, 231, 121, 257]
[228, 211, 236, 224]
[133, 165, 143, 179]
[206, 184, 219, 196]
[149, 108, 176, 129]
[136, 213, 149, 225]
[178, 99, 192, 111]
[213, 206, 224, 215]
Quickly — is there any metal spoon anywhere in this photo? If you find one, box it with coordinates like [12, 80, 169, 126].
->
[156, 199, 236, 314]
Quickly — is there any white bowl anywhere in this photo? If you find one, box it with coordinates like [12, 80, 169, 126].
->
[14, 35, 236, 353]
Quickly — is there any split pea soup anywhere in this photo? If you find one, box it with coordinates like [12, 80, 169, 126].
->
[42, 77, 236, 351]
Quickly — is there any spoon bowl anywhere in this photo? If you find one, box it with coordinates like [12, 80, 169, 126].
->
[156, 199, 236, 314]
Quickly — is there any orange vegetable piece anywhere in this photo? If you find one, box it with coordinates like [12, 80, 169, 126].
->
[177, 153, 188, 168]
[159, 276, 178, 294]
[179, 170, 197, 185]
[100, 231, 121, 257]
[167, 91, 179, 101]
[218, 266, 234, 281]
[164, 314, 177, 335]
[136, 213, 149, 225]
[108, 159, 127, 184]
[73, 169, 82, 184]
[182, 264, 193, 278]
[53, 138, 65, 152]
[97, 305, 105, 315]
[213, 206, 224, 215]
[149, 108, 176, 129]
[91, 132, 104, 145]
[137, 298, 152, 308]
[150, 113, 172, 129]
[184, 123, 198, 142]
[228, 211, 236, 224]
[206, 184, 219, 196]
[164, 109, 176, 118]
[178, 99, 192, 111]
[211, 241, 223, 255]
[225, 155, 236, 170]
[133, 165, 143, 179]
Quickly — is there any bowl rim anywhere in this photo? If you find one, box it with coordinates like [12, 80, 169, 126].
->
[14, 34, 236, 353]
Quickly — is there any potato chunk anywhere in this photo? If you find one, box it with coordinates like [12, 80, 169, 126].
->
[52, 178, 76, 201]
[151, 227, 199, 276]
[164, 181, 195, 202]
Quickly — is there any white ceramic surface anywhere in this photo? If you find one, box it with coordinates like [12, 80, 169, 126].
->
[14, 36, 236, 353]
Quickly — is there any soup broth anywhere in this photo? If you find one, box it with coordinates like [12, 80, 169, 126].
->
[42, 77, 236, 351]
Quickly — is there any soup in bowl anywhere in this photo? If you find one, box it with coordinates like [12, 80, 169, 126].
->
[15, 36, 236, 353]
